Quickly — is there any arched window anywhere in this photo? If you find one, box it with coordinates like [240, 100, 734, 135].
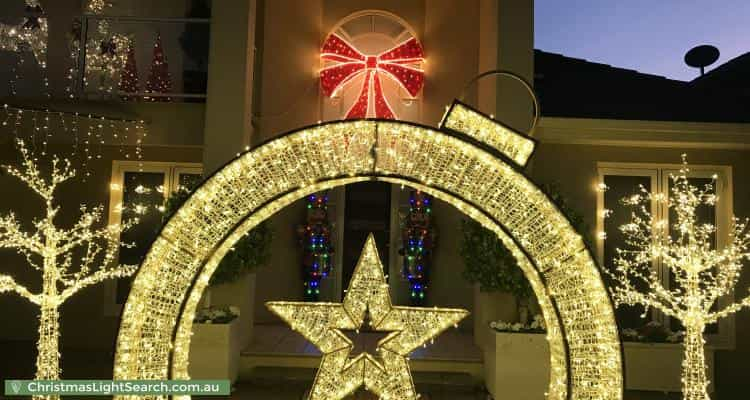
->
[321, 11, 424, 122]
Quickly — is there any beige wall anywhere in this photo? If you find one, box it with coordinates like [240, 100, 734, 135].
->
[252, 0, 484, 326]
[251, 0, 323, 323]
[530, 142, 750, 399]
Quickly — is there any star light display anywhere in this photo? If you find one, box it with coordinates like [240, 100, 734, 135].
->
[0, 141, 138, 391]
[267, 234, 468, 400]
[114, 114, 621, 400]
[320, 33, 425, 119]
[606, 155, 750, 400]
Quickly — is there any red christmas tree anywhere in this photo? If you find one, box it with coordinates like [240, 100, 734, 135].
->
[118, 43, 139, 100]
[145, 33, 172, 101]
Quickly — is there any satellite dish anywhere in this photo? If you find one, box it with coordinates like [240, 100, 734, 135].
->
[684, 45, 720, 76]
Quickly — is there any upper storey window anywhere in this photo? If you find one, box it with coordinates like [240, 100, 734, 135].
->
[320, 12, 424, 121]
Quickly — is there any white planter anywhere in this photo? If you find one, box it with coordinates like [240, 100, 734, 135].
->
[473, 285, 517, 351]
[624, 342, 714, 393]
[485, 331, 549, 400]
[485, 329, 716, 398]
[188, 318, 242, 383]
[208, 273, 256, 348]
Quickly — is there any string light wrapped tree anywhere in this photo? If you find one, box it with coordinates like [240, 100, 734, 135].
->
[608, 156, 750, 400]
[0, 141, 138, 390]
[145, 33, 172, 101]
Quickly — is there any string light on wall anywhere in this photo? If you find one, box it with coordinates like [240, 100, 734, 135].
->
[605, 155, 750, 400]
[268, 234, 468, 399]
[114, 110, 622, 400]
[320, 33, 425, 119]
[0, 104, 148, 175]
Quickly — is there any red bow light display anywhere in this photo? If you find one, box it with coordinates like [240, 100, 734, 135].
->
[320, 34, 425, 119]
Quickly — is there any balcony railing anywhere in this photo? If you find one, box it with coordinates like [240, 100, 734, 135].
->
[73, 15, 210, 102]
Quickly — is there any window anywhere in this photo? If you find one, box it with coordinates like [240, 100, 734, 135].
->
[104, 161, 202, 314]
[596, 162, 735, 348]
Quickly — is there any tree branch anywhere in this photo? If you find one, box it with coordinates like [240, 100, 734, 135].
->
[0, 213, 43, 254]
[706, 291, 750, 324]
[0, 274, 40, 305]
[59, 264, 137, 301]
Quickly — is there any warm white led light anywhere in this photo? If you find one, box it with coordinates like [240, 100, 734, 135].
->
[267, 234, 468, 400]
[608, 156, 750, 400]
[114, 117, 622, 400]
[0, 140, 137, 392]
[441, 101, 536, 167]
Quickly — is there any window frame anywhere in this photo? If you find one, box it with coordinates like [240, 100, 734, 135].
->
[596, 161, 735, 349]
[103, 160, 202, 316]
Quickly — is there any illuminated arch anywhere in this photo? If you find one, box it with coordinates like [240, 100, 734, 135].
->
[114, 112, 623, 399]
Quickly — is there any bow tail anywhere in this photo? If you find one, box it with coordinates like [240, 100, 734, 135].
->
[373, 73, 395, 119]
[345, 71, 372, 119]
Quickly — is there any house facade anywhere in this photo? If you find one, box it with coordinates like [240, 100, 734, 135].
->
[0, 0, 748, 398]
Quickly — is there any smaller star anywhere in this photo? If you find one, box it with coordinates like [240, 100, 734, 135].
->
[267, 234, 468, 400]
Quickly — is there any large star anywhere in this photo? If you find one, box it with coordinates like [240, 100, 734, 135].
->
[267, 234, 469, 400]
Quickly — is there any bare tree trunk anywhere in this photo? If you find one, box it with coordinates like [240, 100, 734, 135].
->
[682, 323, 709, 400]
[35, 242, 60, 400]
[34, 302, 60, 400]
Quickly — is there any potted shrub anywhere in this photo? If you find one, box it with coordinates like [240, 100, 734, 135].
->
[161, 184, 273, 382]
[460, 217, 532, 349]
[460, 184, 587, 349]
[460, 184, 587, 398]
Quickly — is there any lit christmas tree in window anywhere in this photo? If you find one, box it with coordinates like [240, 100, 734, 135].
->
[118, 43, 139, 100]
[145, 33, 172, 101]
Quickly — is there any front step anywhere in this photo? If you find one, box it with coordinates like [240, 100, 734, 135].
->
[245, 366, 480, 387]
[242, 367, 488, 399]
[239, 353, 484, 384]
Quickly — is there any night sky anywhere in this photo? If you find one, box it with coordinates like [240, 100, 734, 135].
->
[535, 0, 749, 81]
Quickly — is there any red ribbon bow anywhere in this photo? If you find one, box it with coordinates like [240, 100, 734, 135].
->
[320, 34, 425, 119]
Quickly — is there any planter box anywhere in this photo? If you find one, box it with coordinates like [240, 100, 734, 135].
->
[188, 318, 242, 383]
[624, 342, 714, 393]
[473, 285, 517, 351]
[485, 329, 715, 399]
[485, 332, 549, 400]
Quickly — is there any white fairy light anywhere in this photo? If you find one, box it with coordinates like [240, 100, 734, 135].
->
[113, 118, 622, 400]
[0, 141, 139, 394]
[607, 155, 750, 400]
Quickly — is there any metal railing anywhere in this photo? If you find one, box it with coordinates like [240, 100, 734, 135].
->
[74, 15, 210, 102]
